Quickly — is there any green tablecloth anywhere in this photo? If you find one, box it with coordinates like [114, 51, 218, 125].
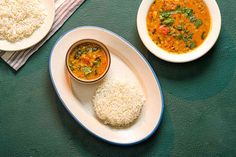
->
[0, 0, 235, 156]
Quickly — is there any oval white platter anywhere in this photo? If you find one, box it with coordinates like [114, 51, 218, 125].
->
[49, 26, 164, 145]
[0, 0, 55, 51]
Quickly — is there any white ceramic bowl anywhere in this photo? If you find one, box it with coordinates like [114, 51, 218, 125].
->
[65, 39, 111, 84]
[137, 0, 221, 63]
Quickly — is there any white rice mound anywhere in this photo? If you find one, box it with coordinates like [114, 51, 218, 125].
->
[0, 0, 46, 42]
[93, 79, 145, 128]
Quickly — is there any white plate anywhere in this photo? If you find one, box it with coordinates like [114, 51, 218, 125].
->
[49, 26, 164, 145]
[0, 0, 55, 51]
[137, 0, 221, 63]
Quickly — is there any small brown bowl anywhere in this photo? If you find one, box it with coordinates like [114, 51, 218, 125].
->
[66, 39, 111, 84]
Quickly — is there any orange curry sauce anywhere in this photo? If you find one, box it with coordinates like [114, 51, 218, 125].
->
[147, 0, 211, 53]
[68, 42, 108, 80]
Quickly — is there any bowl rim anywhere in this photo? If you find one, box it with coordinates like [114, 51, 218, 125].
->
[65, 39, 111, 84]
[137, 0, 222, 63]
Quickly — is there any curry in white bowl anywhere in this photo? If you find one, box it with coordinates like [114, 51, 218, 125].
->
[147, 0, 211, 54]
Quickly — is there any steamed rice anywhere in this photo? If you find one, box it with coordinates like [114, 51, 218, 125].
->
[0, 0, 46, 42]
[93, 79, 145, 128]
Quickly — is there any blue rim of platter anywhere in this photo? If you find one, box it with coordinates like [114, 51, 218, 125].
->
[49, 26, 164, 146]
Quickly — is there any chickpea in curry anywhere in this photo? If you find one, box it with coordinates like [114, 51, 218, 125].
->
[68, 42, 109, 80]
[147, 0, 211, 53]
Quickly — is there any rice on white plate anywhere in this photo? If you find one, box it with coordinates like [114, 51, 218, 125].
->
[0, 0, 46, 43]
[93, 79, 146, 128]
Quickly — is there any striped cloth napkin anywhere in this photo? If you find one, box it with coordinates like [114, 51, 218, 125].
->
[0, 0, 85, 71]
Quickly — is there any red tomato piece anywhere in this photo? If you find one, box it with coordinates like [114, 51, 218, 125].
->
[159, 25, 169, 35]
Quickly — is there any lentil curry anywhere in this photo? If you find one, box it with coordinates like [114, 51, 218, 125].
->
[147, 0, 211, 53]
[67, 42, 109, 80]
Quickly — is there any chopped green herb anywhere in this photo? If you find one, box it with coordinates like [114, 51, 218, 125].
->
[160, 6, 182, 18]
[188, 33, 193, 39]
[74, 50, 82, 59]
[159, 12, 170, 20]
[183, 36, 189, 43]
[162, 18, 175, 26]
[159, 6, 203, 29]
[183, 29, 189, 34]
[78, 48, 87, 55]
[79, 46, 88, 54]
[176, 25, 183, 31]
[93, 57, 101, 66]
[170, 9, 182, 14]
[178, 34, 183, 40]
[189, 41, 196, 49]
[69, 64, 74, 71]
[168, 29, 175, 35]
[81, 66, 92, 76]
[183, 8, 193, 17]
[175, 5, 182, 12]
[189, 16, 196, 22]
[194, 19, 202, 28]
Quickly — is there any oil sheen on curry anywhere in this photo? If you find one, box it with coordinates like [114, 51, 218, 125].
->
[68, 42, 108, 80]
[147, 0, 211, 53]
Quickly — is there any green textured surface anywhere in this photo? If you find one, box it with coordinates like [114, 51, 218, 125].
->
[0, 0, 236, 156]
